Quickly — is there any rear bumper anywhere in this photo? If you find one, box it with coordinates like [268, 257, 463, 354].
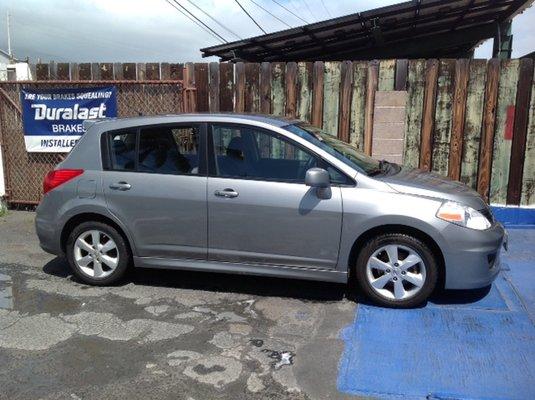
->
[35, 205, 62, 256]
[442, 222, 506, 290]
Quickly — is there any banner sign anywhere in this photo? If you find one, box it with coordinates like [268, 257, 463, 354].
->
[21, 87, 117, 152]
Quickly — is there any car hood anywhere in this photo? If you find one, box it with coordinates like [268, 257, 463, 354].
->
[377, 167, 487, 210]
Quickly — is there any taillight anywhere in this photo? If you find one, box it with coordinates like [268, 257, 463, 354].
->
[43, 169, 84, 194]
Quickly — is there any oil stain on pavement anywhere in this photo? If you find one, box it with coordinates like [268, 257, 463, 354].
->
[0, 212, 355, 400]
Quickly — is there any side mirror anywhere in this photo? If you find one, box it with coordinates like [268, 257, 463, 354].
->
[305, 168, 330, 188]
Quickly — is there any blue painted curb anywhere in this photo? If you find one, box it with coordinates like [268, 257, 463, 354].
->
[491, 206, 535, 227]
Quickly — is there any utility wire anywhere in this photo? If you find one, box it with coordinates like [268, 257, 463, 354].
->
[184, 0, 242, 40]
[320, 0, 332, 18]
[233, 0, 267, 34]
[269, 0, 309, 25]
[247, 0, 293, 29]
[300, 0, 316, 22]
[167, 0, 228, 43]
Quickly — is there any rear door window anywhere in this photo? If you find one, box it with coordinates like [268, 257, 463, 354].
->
[138, 126, 200, 175]
[109, 130, 137, 171]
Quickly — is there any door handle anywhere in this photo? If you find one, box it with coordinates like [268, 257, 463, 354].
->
[109, 181, 132, 191]
[214, 188, 239, 198]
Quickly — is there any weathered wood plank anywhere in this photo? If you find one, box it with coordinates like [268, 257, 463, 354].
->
[378, 59, 396, 91]
[490, 59, 520, 204]
[79, 63, 92, 80]
[419, 59, 439, 171]
[169, 63, 183, 80]
[70, 63, 79, 80]
[477, 59, 501, 200]
[271, 62, 285, 116]
[403, 59, 426, 167]
[123, 63, 136, 80]
[349, 61, 368, 150]
[91, 63, 100, 80]
[364, 60, 379, 155]
[99, 63, 114, 80]
[297, 62, 313, 123]
[521, 66, 535, 205]
[234, 62, 245, 112]
[160, 63, 171, 80]
[322, 61, 341, 135]
[57, 63, 70, 80]
[338, 61, 353, 142]
[311, 61, 324, 128]
[145, 63, 160, 80]
[448, 59, 470, 180]
[208, 62, 220, 112]
[260, 62, 271, 114]
[395, 59, 409, 91]
[219, 63, 234, 112]
[36, 64, 49, 80]
[136, 63, 146, 80]
[507, 58, 534, 205]
[49, 61, 57, 80]
[285, 62, 298, 118]
[113, 63, 123, 80]
[432, 59, 455, 176]
[460, 59, 487, 189]
[194, 63, 209, 112]
[184, 62, 196, 113]
[245, 63, 260, 113]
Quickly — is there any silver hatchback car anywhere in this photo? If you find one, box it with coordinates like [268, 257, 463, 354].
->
[36, 114, 506, 307]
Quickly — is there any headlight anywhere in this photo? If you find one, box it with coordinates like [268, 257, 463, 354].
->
[436, 201, 491, 230]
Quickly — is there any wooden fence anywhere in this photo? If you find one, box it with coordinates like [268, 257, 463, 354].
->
[22, 59, 535, 206]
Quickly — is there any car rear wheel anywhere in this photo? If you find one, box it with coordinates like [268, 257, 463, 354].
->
[66, 221, 130, 285]
[355, 233, 438, 308]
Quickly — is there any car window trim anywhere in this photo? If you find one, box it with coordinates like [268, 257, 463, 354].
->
[102, 122, 208, 177]
[207, 122, 355, 187]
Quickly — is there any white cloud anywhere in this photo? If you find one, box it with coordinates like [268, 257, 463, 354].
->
[0, 0, 533, 62]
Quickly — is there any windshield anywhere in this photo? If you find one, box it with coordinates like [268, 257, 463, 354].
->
[283, 123, 382, 176]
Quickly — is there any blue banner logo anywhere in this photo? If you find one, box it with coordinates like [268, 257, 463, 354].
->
[21, 86, 117, 152]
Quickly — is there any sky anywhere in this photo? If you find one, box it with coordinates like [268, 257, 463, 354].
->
[1, 0, 534, 63]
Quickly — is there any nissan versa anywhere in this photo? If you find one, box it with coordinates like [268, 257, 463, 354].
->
[35, 114, 507, 307]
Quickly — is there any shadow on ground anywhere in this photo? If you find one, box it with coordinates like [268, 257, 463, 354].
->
[43, 256, 493, 306]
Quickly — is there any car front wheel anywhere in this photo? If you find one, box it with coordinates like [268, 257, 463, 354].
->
[355, 233, 438, 308]
[66, 221, 130, 285]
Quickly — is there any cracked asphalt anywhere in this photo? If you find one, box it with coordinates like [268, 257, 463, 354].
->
[0, 211, 356, 400]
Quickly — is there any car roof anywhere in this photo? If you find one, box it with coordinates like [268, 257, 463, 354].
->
[87, 113, 301, 131]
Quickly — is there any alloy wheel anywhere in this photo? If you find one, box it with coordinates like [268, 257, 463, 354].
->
[73, 230, 119, 278]
[365, 244, 426, 301]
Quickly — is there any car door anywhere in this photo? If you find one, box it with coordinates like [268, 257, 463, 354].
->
[102, 123, 208, 260]
[207, 123, 343, 269]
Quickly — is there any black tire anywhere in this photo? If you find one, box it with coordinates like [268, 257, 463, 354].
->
[66, 221, 130, 285]
[354, 233, 438, 308]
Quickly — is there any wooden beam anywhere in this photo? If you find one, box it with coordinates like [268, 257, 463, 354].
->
[234, 62, 246, 113]
[311, 61, 324, 128]
[419, 59, 439, 171]
[448, 59, 470, 180]
[338, 61, 353, 142]
[260, 62, 271, 114]
[507, 58, 534, 205]
[477, 59, 500, 200]
[285, 62, 298, 118]
[245, 62, 260, 113]
[208, 62, 220, 112]
[219, 63, 234, 112]
[395, 59, 408, 91]
[364, 60, 379, 156]
[194, 63, 209, 112]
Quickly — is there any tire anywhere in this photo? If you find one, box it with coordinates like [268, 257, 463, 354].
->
[66, 221, 130, 285]
[354, 233, 438, 308]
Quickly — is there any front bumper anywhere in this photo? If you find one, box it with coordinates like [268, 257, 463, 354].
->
[442, 222, 507, 290]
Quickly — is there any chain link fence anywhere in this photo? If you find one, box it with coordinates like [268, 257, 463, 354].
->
[0, 81, 186, 205]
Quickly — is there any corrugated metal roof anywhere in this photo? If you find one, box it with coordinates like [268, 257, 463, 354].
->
[201, 0, 533, 61]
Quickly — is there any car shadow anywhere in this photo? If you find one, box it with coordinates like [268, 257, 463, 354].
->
[42, 257, 347, 302]
[42, 257, 493, 305]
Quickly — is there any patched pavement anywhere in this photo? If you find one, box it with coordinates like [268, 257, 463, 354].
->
[0, 211, 356, 400]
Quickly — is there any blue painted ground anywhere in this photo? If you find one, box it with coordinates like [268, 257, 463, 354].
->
[338, 229, 535, 399]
